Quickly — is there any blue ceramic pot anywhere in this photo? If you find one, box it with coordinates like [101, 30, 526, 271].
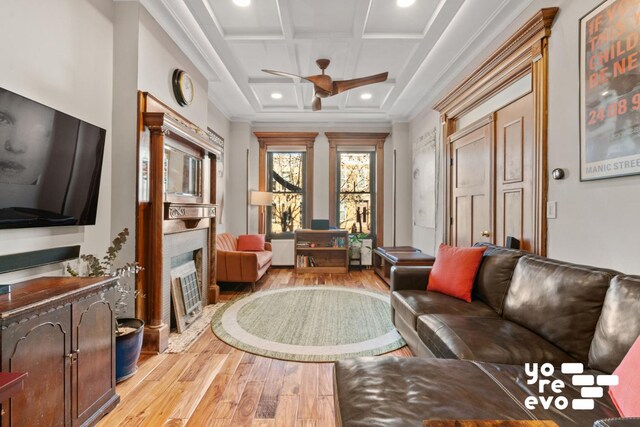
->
[115, 318, 144, 383]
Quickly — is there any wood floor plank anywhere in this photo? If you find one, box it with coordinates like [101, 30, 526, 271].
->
[280, 362, 303, 396]
[251, 420, 276, 427]
[297, 364, 318, 419]
[316, 396, 335, 427]
[317, 364, 333, 397]
[98, 269, 410, 427]
[115, 353, 169, 400]
[247, 356, 272, 383]
[230, 381, 266, 426]
[254, 359, 287, 418]
[186, 373, 233, 426]
[170, 354, 227, 419]
[274, 395, 299, 427]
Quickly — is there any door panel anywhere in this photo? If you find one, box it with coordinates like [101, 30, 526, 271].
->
[454, 196, 472, 247]
[72, 289, 116, 426]
[496, 93, 534, 250]
[451, 123, 492, 247]
[3, 309, 71, 427]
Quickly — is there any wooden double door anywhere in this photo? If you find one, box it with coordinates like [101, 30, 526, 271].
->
[450, 93, 537, 252]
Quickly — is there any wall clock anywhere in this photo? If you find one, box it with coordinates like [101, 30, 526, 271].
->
[172, 69, 194, 106]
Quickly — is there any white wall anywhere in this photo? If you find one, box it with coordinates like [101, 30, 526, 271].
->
[226, 121, 252, 237]
[391, 122, 413, 247]
[410, 109, 444, 255]
[208, 102, 231, 231]
[0, 0, 115, 282]
[137, 7, 208, 130]
[544, 0, 640, 273]
[409, 0, 640, 273]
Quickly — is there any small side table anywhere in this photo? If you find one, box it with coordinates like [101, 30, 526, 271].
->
[0, 372, 27, 415]
[373, 247, 434, 286]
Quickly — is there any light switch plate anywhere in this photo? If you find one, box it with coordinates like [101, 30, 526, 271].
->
[546, 201, 557, 219]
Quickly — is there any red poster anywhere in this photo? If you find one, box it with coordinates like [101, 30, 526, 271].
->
[580, 0, 640, 180]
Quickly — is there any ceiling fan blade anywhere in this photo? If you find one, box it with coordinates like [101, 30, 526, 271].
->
[312, 96, 322, 112]
[261, 69, 310, 82]
[332, 72, 388, 95]
[305, 75, 333, 93]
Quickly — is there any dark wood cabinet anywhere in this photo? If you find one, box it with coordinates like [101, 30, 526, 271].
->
[0, 277, 119, 426]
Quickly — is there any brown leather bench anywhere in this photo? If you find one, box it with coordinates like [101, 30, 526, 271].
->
[373, 246, 434, 286]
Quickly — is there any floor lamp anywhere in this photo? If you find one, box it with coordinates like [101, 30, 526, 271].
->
[251, 191, 273, 234]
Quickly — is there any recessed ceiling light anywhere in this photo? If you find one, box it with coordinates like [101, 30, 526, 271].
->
[233, 0, 250, 7]
[360, 93, 372, 100]
[271, 92, 283, 99]
[396, 0, 416, 7]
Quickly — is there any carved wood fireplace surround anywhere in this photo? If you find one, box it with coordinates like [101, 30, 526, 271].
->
[136, 92, 221, 353]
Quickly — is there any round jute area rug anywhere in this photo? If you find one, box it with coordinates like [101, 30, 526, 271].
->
[211, 286, 405, 362]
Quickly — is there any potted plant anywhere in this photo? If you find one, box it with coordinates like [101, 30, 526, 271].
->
[348, 233, 372, 269]
[67, 228, 144, 383]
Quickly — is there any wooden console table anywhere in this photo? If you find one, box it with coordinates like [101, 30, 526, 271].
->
[294, 229, 349, 273]
[0, 276, 119, 426]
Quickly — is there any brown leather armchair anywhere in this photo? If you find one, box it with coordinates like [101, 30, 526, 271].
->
[216, 233, 272, 292]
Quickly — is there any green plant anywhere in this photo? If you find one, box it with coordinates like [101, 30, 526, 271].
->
[66, 228, 143, 335]
[66, 228, 141, 278]
[348, 233, 372, 259]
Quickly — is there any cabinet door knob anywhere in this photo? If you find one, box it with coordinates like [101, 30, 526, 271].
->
[66, 350, 79, 363]
[481, 230, 490, 237]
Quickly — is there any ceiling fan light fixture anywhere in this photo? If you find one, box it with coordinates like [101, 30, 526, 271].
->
[360, 93, 372, 100]
[232, 0, 251, 7]
[396, 0, 416, 7]
[270, 92, 283, 99]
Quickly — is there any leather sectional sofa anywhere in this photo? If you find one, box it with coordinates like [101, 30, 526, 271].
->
[334, 243, 640, 426]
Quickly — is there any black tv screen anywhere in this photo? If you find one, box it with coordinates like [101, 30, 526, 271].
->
[0, 87, 106, 229]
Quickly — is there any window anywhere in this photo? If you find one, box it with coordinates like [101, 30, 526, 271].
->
[255, 132, 317, 237]
[337, 152, 375, 234]
[327, 132, 387, 246]
[267, 151, 306, 236]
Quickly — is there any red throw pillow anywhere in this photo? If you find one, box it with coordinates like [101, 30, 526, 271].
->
[609, 335, 640, 417]
[427, 243, 487, 302]
[237, 234, 266, 251]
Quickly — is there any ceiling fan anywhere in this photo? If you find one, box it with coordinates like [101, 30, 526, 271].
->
[262, 59, 388, 111]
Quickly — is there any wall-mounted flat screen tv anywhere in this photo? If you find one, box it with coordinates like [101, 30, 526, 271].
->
[0, 87, 106, 229]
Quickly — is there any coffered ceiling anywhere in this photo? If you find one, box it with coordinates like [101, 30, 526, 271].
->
[140, 0, 534, 123]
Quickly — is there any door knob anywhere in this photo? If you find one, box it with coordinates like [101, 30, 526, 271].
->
[481, 230, 490, 237]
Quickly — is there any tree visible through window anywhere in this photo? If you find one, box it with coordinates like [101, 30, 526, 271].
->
[267, 152, 305, 236]
[338, 152, 374, 235]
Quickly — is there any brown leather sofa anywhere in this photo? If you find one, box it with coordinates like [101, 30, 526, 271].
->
[216, 233, 272, 291]
[334, 243, 640, 426]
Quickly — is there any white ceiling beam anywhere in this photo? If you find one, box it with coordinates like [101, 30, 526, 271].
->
[380, 0, 466, 112]
[182, 0, 262, 111]
[276, 0, 304, 110]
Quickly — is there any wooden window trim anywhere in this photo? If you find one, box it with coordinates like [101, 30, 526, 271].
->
[434, 8, 558, 256]
[326, 132, 389, 247]
[255, 132, 318, 234]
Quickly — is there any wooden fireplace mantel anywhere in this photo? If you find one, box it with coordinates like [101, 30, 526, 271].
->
[137, 92, 221, 353]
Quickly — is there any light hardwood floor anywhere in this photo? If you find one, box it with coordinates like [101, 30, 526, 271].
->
[98, 268, 412, 427]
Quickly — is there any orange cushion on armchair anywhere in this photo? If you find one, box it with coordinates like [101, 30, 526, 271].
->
[427, 243, 487, 302]
[237, 234, 266, 251]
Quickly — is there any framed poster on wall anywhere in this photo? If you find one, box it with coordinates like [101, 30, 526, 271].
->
[580, 0, 640, 181]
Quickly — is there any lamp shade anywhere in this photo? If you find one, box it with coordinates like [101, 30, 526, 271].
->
[250, 191, 273, 206]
